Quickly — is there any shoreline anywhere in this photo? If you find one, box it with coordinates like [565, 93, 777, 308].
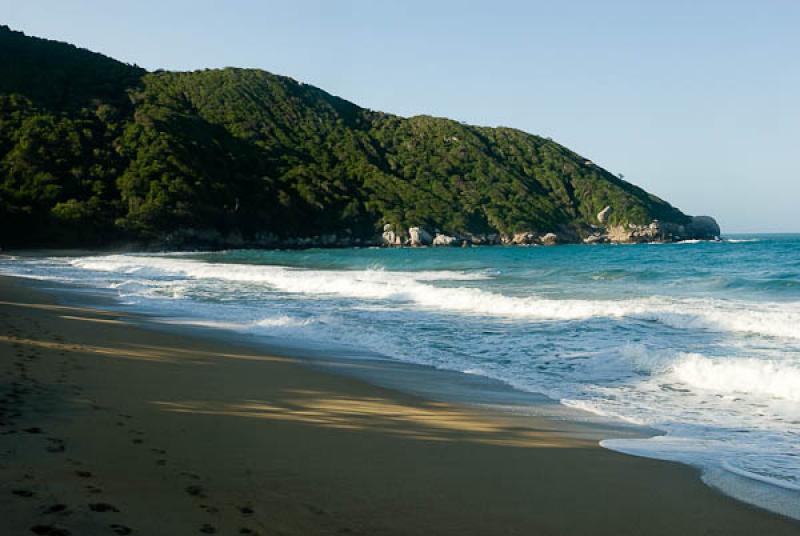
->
[2, 274, 799, 534]
[24, 266, 800, 521]
[1, 233, 733, 257]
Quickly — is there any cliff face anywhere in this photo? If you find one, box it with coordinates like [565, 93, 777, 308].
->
[592, 211, 720, 245]
[0, 26, 718, 248]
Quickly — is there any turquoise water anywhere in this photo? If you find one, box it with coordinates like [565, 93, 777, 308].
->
[3, 235, 800, 515]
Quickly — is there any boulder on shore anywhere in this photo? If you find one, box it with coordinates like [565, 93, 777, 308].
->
[408, 226, 433, 246]
[540, 232, 559, 245]
[432, 234, 457, 246]
[382, 224, 402, 246]
[583, 234, 606, 244]
[509, 232, 539, 245]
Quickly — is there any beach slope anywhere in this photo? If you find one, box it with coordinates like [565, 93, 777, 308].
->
[1, 276, 797, 535]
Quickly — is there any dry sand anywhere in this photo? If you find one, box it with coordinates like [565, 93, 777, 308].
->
[1, 275, 798, 535]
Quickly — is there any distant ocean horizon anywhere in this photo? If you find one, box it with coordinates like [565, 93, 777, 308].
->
[3, 233, 800, 518]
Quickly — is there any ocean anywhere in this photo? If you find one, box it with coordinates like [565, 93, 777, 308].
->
[3, 235, 799, 517]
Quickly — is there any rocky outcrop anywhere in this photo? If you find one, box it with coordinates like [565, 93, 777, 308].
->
[466, 233, 500, 245]
[382, 224, 402, 246]
[498, 231, 559, 245]
[603, 215, 720, 243]
[597, 206, 612, 224]
[154, 214, 719, 250]
[246, 215, 719, 249]
[540, 232, 559, 245]
[432, 233, 458, 246]
[685, 216, 721, 240]
[408, 226, 433, 246]
[505, 232, 539, 245]
[607, 221, 671, 243]
[583, 233, 607, 244]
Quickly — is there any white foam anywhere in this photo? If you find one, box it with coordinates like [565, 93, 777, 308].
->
[670, 354, 800, 402]
[161, 314, 315, 331]
[62, 254, 800, 341]
[615, 344, 800, 402]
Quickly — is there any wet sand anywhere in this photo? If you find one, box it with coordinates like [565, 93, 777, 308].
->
[1, 275, 798, 535]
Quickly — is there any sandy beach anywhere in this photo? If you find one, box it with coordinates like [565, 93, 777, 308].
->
[1, 275, 798, 536]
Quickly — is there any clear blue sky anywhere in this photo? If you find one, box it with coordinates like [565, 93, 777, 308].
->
[4, 0, 799, 232]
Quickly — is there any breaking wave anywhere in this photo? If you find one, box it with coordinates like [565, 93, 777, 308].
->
[67, 255, 800, 341]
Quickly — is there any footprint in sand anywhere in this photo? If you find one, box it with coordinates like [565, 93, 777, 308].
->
[199, 524, 217, 534]
[12, 488, 35, 497]
[109, 524, 133, 535]
[43, 503, 69, 514]
[30, 525, 71, 536]
[46, 438, 65, 453]
[89, 502, 120, 513]
[185, 485, 206, 498]
[239, 506, 254, 516]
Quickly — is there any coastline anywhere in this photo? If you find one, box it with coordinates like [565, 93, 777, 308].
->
[2, 274, 799, 534]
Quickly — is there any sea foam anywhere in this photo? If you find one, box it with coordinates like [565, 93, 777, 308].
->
[68, 254, 800, 341]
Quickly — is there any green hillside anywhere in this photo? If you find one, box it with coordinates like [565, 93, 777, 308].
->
[0, 25, 693, 247]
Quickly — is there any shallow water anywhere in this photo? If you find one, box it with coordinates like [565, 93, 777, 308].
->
[3, 234, 799, 516]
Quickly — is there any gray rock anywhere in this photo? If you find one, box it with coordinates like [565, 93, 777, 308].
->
[408, 226, 433, 246]
[382, 224, 401, 246]
[608, 222, 666, 243]
[606, 219, 689, 243]
[583, 234, 606, 244]
[468, 233, 500, 245]
[597, 206, 612, 224]
[540, 232, 559, 245]
[510, 232, 539, 245]
[432, 234, 457, 246]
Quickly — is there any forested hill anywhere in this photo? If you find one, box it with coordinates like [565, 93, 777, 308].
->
[0, 25, 705, 248]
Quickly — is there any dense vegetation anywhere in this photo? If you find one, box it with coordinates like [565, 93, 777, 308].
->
[0, 26, 689, 247]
